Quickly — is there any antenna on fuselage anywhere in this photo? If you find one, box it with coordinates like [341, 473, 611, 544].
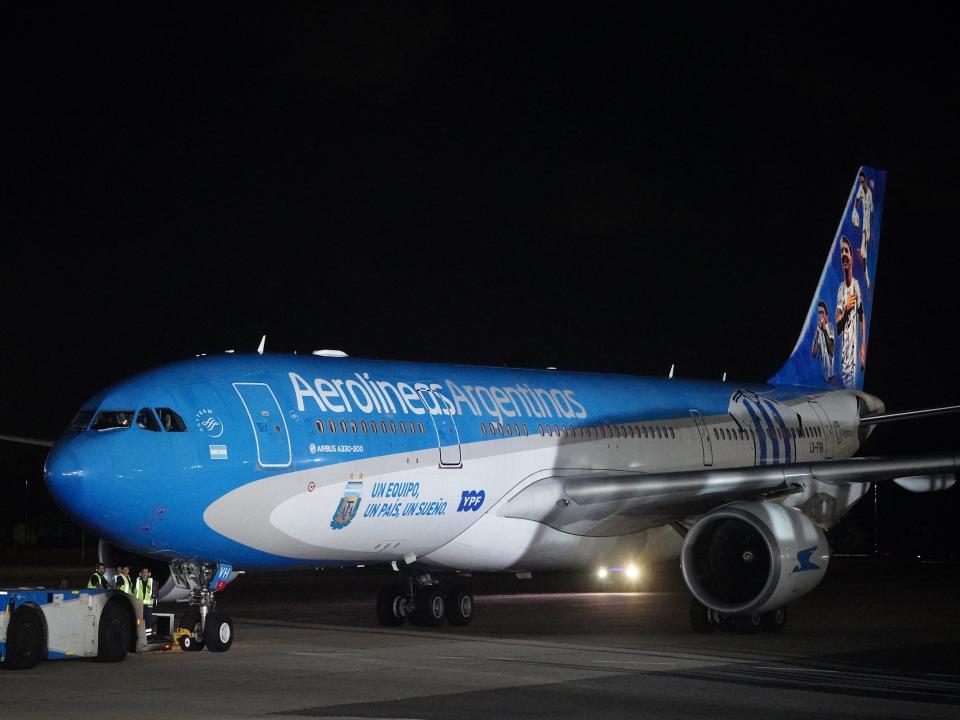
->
[722, 372, 727, 382]
[668, 363, 675, 379]
[257, 335, 266, 355]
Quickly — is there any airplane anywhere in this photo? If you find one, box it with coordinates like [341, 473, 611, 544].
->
[17, 165, 959, 650]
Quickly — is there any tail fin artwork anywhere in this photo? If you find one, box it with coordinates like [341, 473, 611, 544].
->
[769, 166, 886, 390]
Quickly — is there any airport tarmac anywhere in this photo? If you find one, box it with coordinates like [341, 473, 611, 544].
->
[1, 558, 957, 719]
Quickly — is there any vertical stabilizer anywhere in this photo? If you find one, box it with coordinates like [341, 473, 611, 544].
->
[769, 166, 886, 390]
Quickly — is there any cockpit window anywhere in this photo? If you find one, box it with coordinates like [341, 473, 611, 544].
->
[69, 410, 94, 431]
[136, 408, 161, 432]
[156, 408, 187, 432]
[91, 410, 134, 431]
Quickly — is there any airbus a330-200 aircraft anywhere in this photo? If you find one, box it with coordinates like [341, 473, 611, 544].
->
[28, 167, 960, 650]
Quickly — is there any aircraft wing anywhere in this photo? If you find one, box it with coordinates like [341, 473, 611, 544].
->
[0, 434, 54, 448]
[500, 454, 959, 537]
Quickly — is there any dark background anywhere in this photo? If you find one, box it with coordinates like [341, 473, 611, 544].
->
[1, 5, 957, 557]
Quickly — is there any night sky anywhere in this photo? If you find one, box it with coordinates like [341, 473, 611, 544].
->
[3, 6, 958, 554]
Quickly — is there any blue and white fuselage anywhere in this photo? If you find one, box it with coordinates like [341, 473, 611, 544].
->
[44, 355, 869, 572]
[36, 166, 959, 632]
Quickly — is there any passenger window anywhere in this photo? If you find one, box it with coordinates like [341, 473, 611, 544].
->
[360, 420, 368, 433]
[136, 408, 161, 432]
[481, 423, 487, 436]
[409, 421, 416, 434]
[340, 420, 348, 433]
[506, 424, 513, 437]
[399, 421, 406, 435]
[670, 427, 675, 439]
[538, 424, 544, 436]
[329, 420, 337, 433]
[315, 419, 324, 434]
[522, 424, 529, 436]
[417, 422, 425, 435]
[156, 408, 186, 432]
[514, 424, 520, 436]
[381, 421, 388, 434]
[370, 420, 378, 434]
[69, 410, 94, 431]
[350, 420, 358, 433]
[390, 420, 397, 434]
[498, 423, 504, 436]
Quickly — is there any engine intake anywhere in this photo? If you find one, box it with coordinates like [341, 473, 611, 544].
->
[681, 501, 829, 615]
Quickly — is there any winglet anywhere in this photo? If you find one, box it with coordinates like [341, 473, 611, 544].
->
[257, 335, 266, 356]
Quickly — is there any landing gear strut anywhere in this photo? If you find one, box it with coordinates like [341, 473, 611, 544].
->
[172, 560, 234, 652]
[376, 572, 474, 628]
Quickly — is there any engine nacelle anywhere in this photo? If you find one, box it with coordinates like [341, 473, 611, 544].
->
[681, 501, 830, 616]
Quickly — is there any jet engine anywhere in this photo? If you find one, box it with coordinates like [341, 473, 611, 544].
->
[680, 501, 829, 616]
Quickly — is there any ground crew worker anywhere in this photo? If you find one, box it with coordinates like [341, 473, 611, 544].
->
[134, 567, 156, 634]
[114, 565, 133, 594]
[87, 563, 110, 589]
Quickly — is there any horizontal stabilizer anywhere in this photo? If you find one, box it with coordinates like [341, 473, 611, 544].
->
[860, 404, 960, 425]
[893, 475, 956, 492]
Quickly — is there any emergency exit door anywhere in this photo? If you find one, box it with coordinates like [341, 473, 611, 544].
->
[417, 387, 462, 468]
[689, 409, 714, 466]
[233, 382, 292, 468]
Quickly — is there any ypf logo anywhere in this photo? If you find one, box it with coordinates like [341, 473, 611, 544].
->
[195, 408, 224, 438]
[457, 489, 485, 512]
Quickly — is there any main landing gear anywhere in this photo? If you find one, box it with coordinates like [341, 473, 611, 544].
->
[172, 561, 234, 652]
[689, 598, 787, 634]
[377, 573, 474, 627]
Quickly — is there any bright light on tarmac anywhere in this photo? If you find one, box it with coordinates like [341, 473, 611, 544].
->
[597, 567, 608, 579]
[625, 564, 639, 580]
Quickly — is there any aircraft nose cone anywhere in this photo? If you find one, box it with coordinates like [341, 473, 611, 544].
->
[44, 440, 115, 529]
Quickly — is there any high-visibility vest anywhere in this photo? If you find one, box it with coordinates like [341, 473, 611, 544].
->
[134, 577, 155, 606]
[116, 574, 131, 594]
[87, 572, 107, 589]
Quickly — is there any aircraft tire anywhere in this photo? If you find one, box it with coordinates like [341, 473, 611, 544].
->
[734, 613, 762, 635]
[96, 598, 132, 663]
[205, 612, 234, 652]
[445, 587, 474, 626]
[1, 605, 46, 670]
[759, 606, 787, 633]
[689, 598, 715, 634]
[178, 609, 205, 651]
[413, 586, 445, 627]
[376, 585, 406, 626]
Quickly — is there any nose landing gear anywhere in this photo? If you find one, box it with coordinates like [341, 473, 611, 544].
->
[172, 560, 235, 652]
